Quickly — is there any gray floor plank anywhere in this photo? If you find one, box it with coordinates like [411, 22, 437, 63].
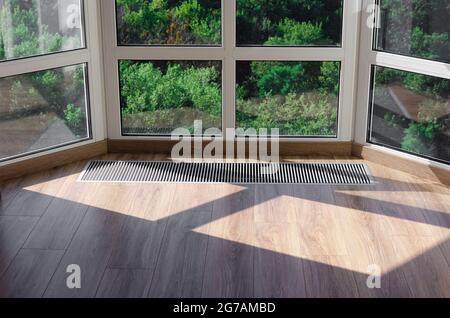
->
[96, 269, 151, 298]
[44, 207, 125, 298]
[0, 216, 39, 277]
[0, 249, 64, 298]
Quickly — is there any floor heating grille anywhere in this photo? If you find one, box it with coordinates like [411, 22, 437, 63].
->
[78, 160, 373, 185]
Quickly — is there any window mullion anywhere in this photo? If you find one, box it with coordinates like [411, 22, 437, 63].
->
[223, 0, 236, 139]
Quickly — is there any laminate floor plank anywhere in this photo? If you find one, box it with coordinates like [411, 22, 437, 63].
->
[201, 185, 255, 298]
[303, 255, 359, 298]
[24, 162, 90, 250]
[148, 210, 212, 298]
[253, 222, 306, 297]
[0, 216, 39, 277]
[43, 206, 126, 298]
[1, 167, 67, 217]
[96, 269, 151, 298]
[0, 249, 64, 298]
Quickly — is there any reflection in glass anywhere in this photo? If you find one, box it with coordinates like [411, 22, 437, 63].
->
[236, 61, 340, 136]
[116, 0, 221, 46]
[119, 60, 222, 135]
[0, 64, 90, 160]
[369, 66, 450, 163]
[374, 0, 450, 63]
[0, 0, 84, 61]
[236, 0, 343, 46]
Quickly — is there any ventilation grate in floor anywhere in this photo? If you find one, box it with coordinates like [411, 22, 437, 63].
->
[78, 161, 373, 185]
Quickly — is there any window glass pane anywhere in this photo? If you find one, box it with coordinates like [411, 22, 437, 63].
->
[369, 66, 450, 163]
[0, 0, 84, 61]
[119, 60, 222, 135]
[236, 61, 340, 136]
[374, 0, 450, 63]
[236, 0, 343, 46]
[0, 64, 90, 161]
[116, 0, 221, 46]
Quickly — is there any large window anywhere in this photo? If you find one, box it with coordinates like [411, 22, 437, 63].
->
[106, 0, 352, 139]
[236, 61, 340, 136]
[0, 0, 85, 61]
[374, 0, 450, 63]
[236, 0, 343, 46]
[116, 0, 221, 46]
[369, 66, 450, 163]
[0, 0, 100, 162]
[356, 0, 450, 165]
[119, 60, 222, 135]
[0, 64, 90, 160]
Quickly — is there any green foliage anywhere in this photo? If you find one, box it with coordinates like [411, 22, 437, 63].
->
[410, 27, 449, 61]
[190, 10, 221, 44]
[265, 19, 327, 46]
[234, 61, 340, 135]
[116, 0, 169, 44]
[401, 121, 441, 155]
[117, 0, 221, 44]
[256, 63, 305, 97]
[64, 103, 84, 134]
[0, 0, 69, 60]
[376, 66, 450, 100]
[120, 60, 221, 116]
[319, 62, 340, 96]
[236, 0, 342, 45]
[378, 0, 450, 62]
[237, 92, 337, 136]
[0, 32, 5, 59]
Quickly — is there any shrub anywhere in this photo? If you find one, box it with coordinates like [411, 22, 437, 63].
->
[0, 33, 5, 59]
[401, 121, 441, 155]
[64, 104, 84, 135]
[119, 61, 221, 118]
[411, 26, 449, 61]
[265, 19, 326, 46]
[319, 62, 340, 96]
[256, 63, 305, 97]
[116, 0, 169, 44]
[237, 92, 337, 136]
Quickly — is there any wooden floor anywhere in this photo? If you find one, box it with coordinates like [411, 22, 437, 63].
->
[0, 154, 449, 298]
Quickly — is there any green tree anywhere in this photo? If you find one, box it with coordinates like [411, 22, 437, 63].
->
[265, 19, 328, 46]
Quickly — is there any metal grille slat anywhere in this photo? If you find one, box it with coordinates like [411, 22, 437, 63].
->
[79, 161, 373, 185]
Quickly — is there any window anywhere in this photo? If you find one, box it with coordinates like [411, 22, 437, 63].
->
[368, 66, 449, 164]
[0, 0, 100, 163]
[119, 60, 222, 135]
[0, 0, 85, 61]
[236, 0, 344, 46]
[0, 64, 90, 161]
[236, 61, 340, 136]
[105, 0, 355, 140]
[356, 0, 450, 166]
[116, 0, 221, 46]
[374, 0, 450, 63]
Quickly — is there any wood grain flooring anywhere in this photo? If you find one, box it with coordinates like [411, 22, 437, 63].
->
[0, 154, 449, 298]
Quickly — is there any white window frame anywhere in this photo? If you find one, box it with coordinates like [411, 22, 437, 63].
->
[0, 0, 106, 166]
[354, 0, 450, 169]
[101, 0, 362, 142]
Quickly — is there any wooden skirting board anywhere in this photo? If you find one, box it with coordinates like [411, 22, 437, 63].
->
[1, 139, 449, 186]
[0, 141, 107, 182]
[352, 143, 450, 186]
[107, 139, 353, 157]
